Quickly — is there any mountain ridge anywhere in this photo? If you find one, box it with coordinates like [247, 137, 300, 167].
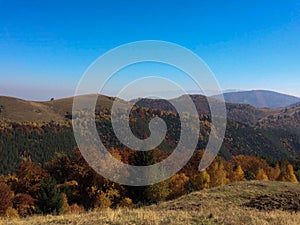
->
[0, 93, 282, 126]
[220, 90, 300, 109]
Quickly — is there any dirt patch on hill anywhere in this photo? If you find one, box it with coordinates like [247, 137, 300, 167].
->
[244, 191, 300, 212]
[167, 203, 202, 211]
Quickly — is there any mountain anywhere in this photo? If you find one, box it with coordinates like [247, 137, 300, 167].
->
[1, 94, 276, 125]
[134, 94, 279, 126]
[1, 93, 300, 175]
[258, 103, 300, 133]
[220, 90, 300, 108]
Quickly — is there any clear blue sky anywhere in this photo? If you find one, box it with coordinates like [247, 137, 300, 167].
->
[0, 0, 300, 100]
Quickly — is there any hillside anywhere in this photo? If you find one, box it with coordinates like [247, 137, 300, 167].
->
[0, 95, 116, 122]
[134, 94, 278, 126]
[0, 96, 64, 122]
[1, 181, 300, 225]
[0, 94, 278, 126]
[1, 94, 300, 174]
[221, 90, 300, 108]
[258, 103, 300, 132]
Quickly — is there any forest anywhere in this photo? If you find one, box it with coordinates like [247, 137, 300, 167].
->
[0, 104, 300, 218]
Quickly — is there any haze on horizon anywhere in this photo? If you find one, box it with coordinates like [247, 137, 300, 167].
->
[0, 0, 300, 101]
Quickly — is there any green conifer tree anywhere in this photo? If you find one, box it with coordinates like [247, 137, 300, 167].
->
[36, 177, 63, 215]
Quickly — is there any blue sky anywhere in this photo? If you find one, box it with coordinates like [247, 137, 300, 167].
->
[0, 0, 300, 100]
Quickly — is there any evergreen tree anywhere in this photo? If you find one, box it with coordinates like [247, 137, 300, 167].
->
[127, 150, 156, 204]
[127, 149, 169, 204]
[36, 177, 63, 215]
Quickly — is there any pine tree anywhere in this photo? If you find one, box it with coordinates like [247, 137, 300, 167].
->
[36, 177, 63, 215]
[127, 149, 170, 204]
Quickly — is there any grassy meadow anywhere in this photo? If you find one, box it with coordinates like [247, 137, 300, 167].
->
[1, 181, 300, 225]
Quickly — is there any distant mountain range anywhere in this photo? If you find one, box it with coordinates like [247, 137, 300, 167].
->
[0, 90, 298, 125]
[0, 90, 300, 174]
[220, 90, 300, 109]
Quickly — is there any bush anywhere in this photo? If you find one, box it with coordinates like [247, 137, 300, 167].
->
[13, 193, 35, 217]
[0, 181, 12, 215]
[5, 207, 19, 218]
[68, 204, 85, 214]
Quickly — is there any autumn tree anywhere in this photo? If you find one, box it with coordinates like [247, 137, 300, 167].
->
[15, 159, 48, 198]
[62, 148, 126, 210]
[231, 164, 245, 182]
[207, 157, 228, 187]
[268, 163, 281, 181]
[45, 153, 74, 184]
[230, 155, 271, 180]
[145, 180, 170, 203]
[167, 173, 189, 200]
[13, 193, 35, 217]
[255, 168, 268, 180]
[191, 169, 210, 190]
[277, 163, 298, 183]
[0, 181, 12, 216]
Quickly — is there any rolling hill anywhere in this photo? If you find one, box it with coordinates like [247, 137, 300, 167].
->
[1, 93, 300, 175]
[0, 95, 116, 122]
[221, 90, 300, 108]
[258, 103, 300, 133]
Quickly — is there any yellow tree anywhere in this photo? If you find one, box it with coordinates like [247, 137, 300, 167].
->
[167, 173, 189, 200]
[277, 164, 298, 183]
[191, 169, 210, 190]
[207, 157, 228, 187]
[255, 168, 268, 180]
[231, 165, 245, 182]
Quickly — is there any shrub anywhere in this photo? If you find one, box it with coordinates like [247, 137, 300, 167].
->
[0, 181, 12, 215]
[5, 207, 19, 218]
[13, 193, 35, 217]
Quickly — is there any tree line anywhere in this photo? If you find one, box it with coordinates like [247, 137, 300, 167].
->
[0, 147, 298, 218]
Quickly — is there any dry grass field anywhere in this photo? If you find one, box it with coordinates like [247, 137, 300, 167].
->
[1, 180, 300, 225]
[0, 95, 116, 122]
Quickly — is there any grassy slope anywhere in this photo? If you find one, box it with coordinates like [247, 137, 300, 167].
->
[1, 181, 300, 225]
[0, 96, 63, 122]
[0, 95, 115, 122]
[0, 94, 280, 126]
